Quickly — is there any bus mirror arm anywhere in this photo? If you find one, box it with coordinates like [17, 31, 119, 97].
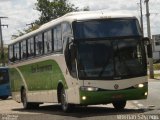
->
[143, 37, 150, 45]
[67, 37, 74, 45]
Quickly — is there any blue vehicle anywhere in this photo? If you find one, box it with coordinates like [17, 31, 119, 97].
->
[0, 67, 11, 100]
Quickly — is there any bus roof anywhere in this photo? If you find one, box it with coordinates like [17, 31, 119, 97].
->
[9, 11, 136, 45]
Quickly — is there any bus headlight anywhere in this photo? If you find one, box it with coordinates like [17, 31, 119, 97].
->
[80, 86, 99, 91]
[134, 83, 147, 88]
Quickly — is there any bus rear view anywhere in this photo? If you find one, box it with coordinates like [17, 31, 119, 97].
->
[72, 17, 148, 110]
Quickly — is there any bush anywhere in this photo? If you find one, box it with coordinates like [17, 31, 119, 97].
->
[153, 64, 160, 70]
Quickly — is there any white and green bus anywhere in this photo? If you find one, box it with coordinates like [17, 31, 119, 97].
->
[9, 11, 150, 112]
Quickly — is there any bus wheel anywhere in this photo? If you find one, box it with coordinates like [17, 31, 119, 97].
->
[0, 96, 8, 100]
[112, 100, 126, 110]
[21, 89, 39, 109]
[60, 88, 71, 112]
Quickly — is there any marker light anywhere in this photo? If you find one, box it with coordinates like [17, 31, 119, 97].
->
[80, 86, 99, 91]
[134, 83, 146, 88]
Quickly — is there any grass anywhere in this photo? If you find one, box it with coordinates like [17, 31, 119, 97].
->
[148, 63, 160, 70]
[147, 74, 160, 80]
[153, 64, 160, 70]
[153, 74, 160, 79]
[147, 63, 160, 79]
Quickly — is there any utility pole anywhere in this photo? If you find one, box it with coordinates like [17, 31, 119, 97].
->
[0, 17, 8, 66]
[140, 0, 144, 36]
[145, 0, 154, 79]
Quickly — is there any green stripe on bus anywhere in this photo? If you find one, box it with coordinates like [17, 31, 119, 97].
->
[10, 60, 67, 91]
[80, 87, 148, 105]
[9, 68, 23, 92]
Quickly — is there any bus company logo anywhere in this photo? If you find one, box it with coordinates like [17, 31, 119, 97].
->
[31, 64, 52, 73]
[114, 84, 119, 89]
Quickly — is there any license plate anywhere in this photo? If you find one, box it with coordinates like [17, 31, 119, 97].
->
[112, 94, 124, 99]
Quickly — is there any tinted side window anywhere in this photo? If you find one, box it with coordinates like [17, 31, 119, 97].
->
[54, 25, 62, 51]
[28, 37, 34, 57]
[9, 45, 14, 62]
[35, 34, 43, 55]
[44, 30, 52, 54]
[21, 40, 27, 59]
[62, 23, 72, 52]
[14, 43, 20, 61]
[62, 22, 72, 36]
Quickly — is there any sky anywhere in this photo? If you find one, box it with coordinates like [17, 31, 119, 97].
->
[0, 0, 160, 45]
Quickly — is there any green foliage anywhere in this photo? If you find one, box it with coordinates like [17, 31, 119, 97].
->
[153, 64, 160, 70]
[83, 6, 90, 11]
[35, 0, 78, 25]
[148, 63, 160, 70]
[0, 47, 8, 65]
[11, 0, 90, 39]
[153, 74, 160, 79]
[11, 24, 40, 40]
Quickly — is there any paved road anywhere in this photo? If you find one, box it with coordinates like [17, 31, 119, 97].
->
[0, 80, 160, 120]
[0, 98, 144, 120]
[131, 79, 160, 114]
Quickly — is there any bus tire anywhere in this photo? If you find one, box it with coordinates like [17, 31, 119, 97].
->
[21, 89, 39, 109]
[112, 100, 126, 110]
[60, 88, 72, 112]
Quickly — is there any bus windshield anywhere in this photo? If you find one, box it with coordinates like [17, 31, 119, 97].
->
[73, 18, 141, 39]
[77, 38, 146, 80]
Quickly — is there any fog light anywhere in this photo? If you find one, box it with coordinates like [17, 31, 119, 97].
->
[82, 96, 86, 100]
[138, 84, 144, 88]
[145, 92, 148, 96]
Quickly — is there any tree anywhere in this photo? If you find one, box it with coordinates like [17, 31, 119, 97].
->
[0, 46, 8, 66]
[11, 24, 39, 39]
[12, 0, 90, 39]
[83, 6, 90, 11]
[35, 0, 78, 25]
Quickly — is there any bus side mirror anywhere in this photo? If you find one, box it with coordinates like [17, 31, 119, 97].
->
[68, 37, 74, 44]
[143, 37, 150, 45]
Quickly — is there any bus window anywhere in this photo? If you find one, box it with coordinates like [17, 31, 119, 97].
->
[14, 43, 20, 61]
[62, 23, 72, 36]
[9, 45, 14, 62]
[62, 23, 72, 46]
[21, 40, 27, 59]
[54, 25, 62, 51]
[35, 34, 43, 55]
[28, 38, 34, 57]
[44, 30, 52, 54]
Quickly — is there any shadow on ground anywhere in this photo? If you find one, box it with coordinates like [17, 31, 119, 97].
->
[11, 104, 152, 118]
